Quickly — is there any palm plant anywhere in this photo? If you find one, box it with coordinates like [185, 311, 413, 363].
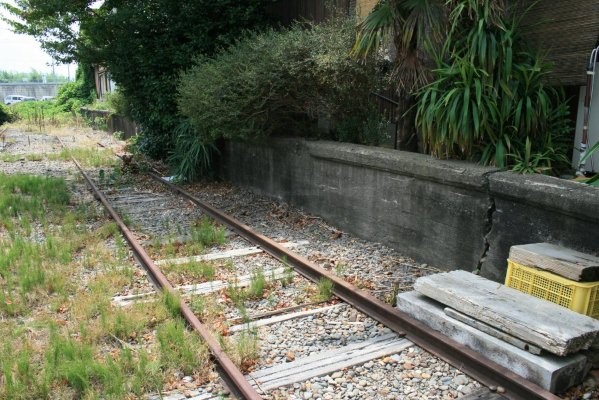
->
[351, 0, 448, 150]
[416, 0, 571, 174]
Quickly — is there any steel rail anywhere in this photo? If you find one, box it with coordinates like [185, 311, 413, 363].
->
[65, 153, 263, 400]
[151, 172, 561, 400]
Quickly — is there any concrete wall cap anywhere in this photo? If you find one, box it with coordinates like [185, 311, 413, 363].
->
[489, 172, 599, 223]
[304, 140, 499, 190]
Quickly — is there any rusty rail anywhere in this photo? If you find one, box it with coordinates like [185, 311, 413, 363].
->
[63, 150, 262, 399]
[150, 172, 560, 400]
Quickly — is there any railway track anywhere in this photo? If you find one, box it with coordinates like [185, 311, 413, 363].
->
[64, 145, 560, 400]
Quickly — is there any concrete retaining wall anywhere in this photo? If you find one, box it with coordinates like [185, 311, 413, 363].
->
[222, 138, 599, 281]
[0, 83, 62, 99]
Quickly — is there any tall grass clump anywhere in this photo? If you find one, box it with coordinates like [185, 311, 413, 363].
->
[156, 320, 208, 376]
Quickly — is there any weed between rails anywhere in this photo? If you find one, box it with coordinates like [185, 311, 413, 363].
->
[148, 216, 228, 259]
[0, 173, 211, 399]
[225, 328, 260, 372]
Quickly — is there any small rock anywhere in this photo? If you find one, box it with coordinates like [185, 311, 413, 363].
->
[286, 351, 295, 362]
[453, 375, 469, 386]
[403, 362, 414, 370]
[497, 386, 506, 394]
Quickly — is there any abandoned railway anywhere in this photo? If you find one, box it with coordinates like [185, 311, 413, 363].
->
[0, 127, 596, 399]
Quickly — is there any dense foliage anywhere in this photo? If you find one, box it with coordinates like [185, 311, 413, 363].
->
[55, 65, 96, 112]
[351, 0, 448, 150]
[178, 18, 384, 143]
[4, 0, 272, 158]
[415, 1, 571, 174]
[0, 104, 10, 126]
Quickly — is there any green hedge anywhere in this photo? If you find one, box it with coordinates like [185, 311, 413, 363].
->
[177, 18, 385, 144]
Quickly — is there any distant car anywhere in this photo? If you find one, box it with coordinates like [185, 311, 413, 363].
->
[4, 95, 36, 105]
[40, 96, 55, 101]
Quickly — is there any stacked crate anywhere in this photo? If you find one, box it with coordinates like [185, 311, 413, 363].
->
[506, 243, 599, 318]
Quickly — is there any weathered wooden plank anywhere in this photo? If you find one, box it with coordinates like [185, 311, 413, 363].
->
[443, 308, 542, 355]
[113, 267, 294, 306]
[229, 304, 343, 333]
[147, 391, 217, 400]
[459, 388, 508, 400]
[509, 243, 599, 282]
[155, 240, 309, 266]
[414, 270, 599, 356]
[248, 334, 412, 390]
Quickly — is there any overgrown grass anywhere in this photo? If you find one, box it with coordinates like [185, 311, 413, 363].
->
[0, 174, 72, 316]
[148, 217, 228, 259]
[50, 147, 118, 168]
[0, 172, 212, 398]
[315, 277, 334, 302]
[225, 328, 260, 372]
[8, 100, 77, 133]
[157, 320, 208, 376]
[247, 268, 267, 299]
[162, 260, 216, 284]
[0, 147, 117, 168]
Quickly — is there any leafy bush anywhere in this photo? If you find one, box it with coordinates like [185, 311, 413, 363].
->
[177, 17, 384, 144]
[415, 1, 572, 175]
[0, 104, 11, 126]
[55, 65, 95, 113]
[104, 89, 131, 117]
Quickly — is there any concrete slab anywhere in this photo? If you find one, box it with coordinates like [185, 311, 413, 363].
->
[396, 291, 587, 393]
[415, 270, 599, 356]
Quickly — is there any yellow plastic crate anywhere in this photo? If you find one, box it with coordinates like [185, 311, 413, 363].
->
[505, 260, 599, 319]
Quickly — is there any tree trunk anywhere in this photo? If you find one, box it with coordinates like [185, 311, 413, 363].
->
[396, 94, 418, 152]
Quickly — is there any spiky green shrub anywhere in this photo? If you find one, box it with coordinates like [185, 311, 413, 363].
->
[416, 1, 571, 174]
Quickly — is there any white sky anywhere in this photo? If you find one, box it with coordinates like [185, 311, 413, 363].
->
[0, 0, 76, 78]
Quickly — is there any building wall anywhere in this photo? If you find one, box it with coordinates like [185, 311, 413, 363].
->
[0, 83, 62, 100]
[519, 0, 599, 86]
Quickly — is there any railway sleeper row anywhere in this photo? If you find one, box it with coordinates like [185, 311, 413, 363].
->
[65, 150, 559, 400]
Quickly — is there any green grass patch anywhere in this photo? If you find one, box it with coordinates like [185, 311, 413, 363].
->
[0, 172, 212, 398]
[163, 260, 216, 284]
[191, 217, 227, 247]
[315, 277, 334, 302]
[49, 147, 118, 168]
[8, 100, 75, 132]
[156, 320, 208, 376]
[247, 268, 267, 299]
